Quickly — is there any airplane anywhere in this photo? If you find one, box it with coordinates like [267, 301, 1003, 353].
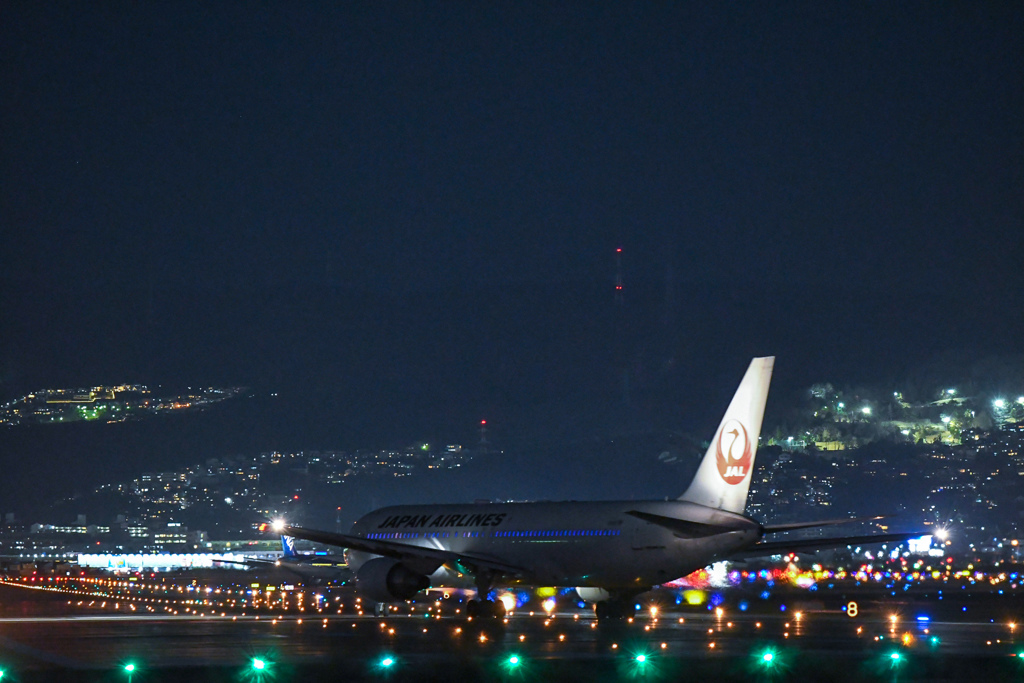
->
[266, 357, 922, 619]
[219, 535, 350, 584]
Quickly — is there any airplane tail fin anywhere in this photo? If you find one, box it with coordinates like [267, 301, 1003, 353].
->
[679, 356, 774, 514]
[281, 535, 296, 557]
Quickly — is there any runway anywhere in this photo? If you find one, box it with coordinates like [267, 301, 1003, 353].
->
[0, 579, 1022, 681]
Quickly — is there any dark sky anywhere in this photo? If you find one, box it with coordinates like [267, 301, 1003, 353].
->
[1, 3, 1022, 460]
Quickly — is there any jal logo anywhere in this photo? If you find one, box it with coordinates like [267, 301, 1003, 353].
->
[715, 418, 752, 485]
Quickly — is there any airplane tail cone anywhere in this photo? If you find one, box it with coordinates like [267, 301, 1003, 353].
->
[679, 357, 774, 514]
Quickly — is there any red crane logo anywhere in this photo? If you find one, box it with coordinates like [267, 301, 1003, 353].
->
[716, 419, 752, 485]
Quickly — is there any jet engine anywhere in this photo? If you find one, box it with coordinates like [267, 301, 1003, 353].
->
[576, 587, 611, 603]
[355, 557, 430, 602]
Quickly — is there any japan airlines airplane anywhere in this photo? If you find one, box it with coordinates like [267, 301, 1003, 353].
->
[268, 357, 920, 619]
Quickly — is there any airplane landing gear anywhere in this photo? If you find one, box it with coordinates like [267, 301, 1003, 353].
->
[595, 598, 636, 621]
[466, 598, 506, 619]
[465, 569, 506, 619]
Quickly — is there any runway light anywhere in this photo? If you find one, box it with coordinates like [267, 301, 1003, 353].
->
[380, 656, 395, 668]
[124, 663, 136, 673]
[251, 657, 267, 671]
[760, 650, 776, 666]
[634, 654, 647, 664]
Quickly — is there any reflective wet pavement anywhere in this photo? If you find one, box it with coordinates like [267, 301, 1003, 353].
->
[1, 582, 1022, 681]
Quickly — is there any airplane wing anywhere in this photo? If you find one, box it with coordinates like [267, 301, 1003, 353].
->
[760, 516, 887, 533]
[728, 530, 928, 560]
[625, 510, 750, 538]
[267, 524, 526, 578]
[213, 556, 278, 567]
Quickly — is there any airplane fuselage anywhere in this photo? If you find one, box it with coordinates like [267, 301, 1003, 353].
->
[346, 500, 760, 591]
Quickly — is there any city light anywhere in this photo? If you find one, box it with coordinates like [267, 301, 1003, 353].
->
[993, 399, 1005, 409]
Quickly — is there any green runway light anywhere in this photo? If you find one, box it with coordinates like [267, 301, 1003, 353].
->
[635, 654, 647, 663]
[762, 652, 775, 664]
[124, 663, 136, 672]
[252, 658, 267, 671]
[380, 656, 395, 667]
[508, 655, 520, 666]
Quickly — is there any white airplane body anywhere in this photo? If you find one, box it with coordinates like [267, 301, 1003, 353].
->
[347, 499, 757, 591]
[273, 357, 919, 617]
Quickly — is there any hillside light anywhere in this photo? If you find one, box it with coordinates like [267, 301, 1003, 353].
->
[994, 399, 1006, 409]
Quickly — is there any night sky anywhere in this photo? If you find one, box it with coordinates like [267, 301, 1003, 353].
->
[1, 4, 1022, 506]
